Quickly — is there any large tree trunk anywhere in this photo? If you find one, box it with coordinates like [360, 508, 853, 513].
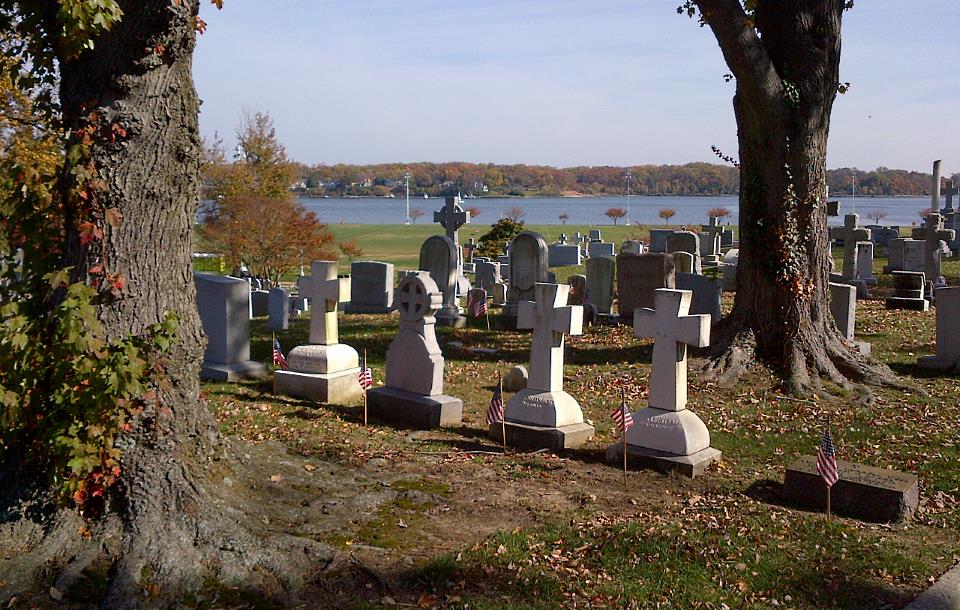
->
[0, 2, 329, 605]
[695, 0, 898, 394]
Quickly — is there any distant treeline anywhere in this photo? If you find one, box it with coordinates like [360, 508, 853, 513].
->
[291, 161, 958, 198]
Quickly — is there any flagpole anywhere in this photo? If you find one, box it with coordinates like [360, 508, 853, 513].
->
[621, 389, 628, 487]
[499, 373, 507, 454]
[363, 349, 368, 427]
[485, 308, 490, 331]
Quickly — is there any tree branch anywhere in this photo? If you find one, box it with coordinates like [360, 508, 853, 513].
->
[694, 0, 783, 115]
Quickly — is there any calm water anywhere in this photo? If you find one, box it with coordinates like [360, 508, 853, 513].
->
[298, 195, 935, 228]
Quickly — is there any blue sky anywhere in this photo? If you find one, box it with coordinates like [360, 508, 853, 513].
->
[193, 1, 959, 173]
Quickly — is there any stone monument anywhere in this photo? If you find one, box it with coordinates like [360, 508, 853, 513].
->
[344, 261, 395, 314]
[195, 273, 267, 382]
[700, 217, 724, 266]
[274, 261, 362, 404]
[433, 195, 471, 297]
[829, 214, 871, 279]
[493, 283, 594, 449]
[917, 287, 960, 371]
[607, 288, 721, 477]
[367, 272, 463, 428]
[500, 231, 549, 328]
[419, 235, 465, 328]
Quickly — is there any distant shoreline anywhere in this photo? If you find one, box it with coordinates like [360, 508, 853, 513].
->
[295, 193, 923, 200]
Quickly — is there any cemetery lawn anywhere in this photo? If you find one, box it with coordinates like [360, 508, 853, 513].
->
[202, 262, 960, 609]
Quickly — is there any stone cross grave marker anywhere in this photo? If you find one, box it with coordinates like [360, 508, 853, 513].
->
[301, 261, 350, 345]
[518, 283, 583, 393]
[944, 179, 958, 212]
[829, 213, 871, 279]
[633, 288, 710, 411]
[915, 212, 955, 283]
[700, 217, 724, 265]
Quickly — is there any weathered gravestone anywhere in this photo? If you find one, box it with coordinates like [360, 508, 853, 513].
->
[648, 229, 673, 253]
[493, 283, 593, 449]
[616, 253, 676, 321]
[367, 272, 463, 428]
[433, 195, 472, 297]
[676, 273, 721, 322]
[830, 213, 871, 279]
[500, 231, 549, 329]
[829, 282, 870, 355]
[700, 217, 724, 266]
[885, 271, 929, 311]
[721, 249, 739, 292]
[344, 261, 395, 314]
[783, 456, 919, 522]
[917, 286, 960, 371]
[195, 273, 267, 382]
[250, 289, 270, 318]
[672, 251, 695, 274]
[420, 235, 465, 328]
[912, 212, 955, 285]
[548, 242, 582, 267]
[502, 365, 528, 392]
[585, 256, 615, 315]
[620, 240, 644, 255]
[267, 287, 289, 331]
[587, 241, 616, 259]
[667, 231, 702, 274]
[855, 242, 876, 285]
[869, 226, 900, 249]
[474, 260, 501, 292]
[886, 238, 925, 273]
[492, 282, 508, 306]
[274, 261, 362, 404]
[588, 229, 602, 241]
[605, 288, 720, 477]
[567, 274, 587, 305]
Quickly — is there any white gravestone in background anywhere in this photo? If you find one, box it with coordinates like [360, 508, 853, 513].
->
[274, 261, 362, 404]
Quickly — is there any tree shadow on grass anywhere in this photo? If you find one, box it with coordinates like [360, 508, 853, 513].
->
[888, 361, 958, 379]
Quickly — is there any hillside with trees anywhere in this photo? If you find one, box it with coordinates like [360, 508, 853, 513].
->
[289, 161, 957, 198]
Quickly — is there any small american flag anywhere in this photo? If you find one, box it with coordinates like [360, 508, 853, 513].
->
[610, 401, 634, 434]
[486, 384, 505, 425]
[272, 338, 288, 370]
[470, 293, 488, 318]
[817, 427, 839, 488]
[358, 367, 373, 390]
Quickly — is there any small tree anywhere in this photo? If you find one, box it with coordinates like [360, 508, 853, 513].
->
[203, 111, 296, 201]
[338, 239, 364, 263]
[708, 207, 732, 221]
[478, 218, 525, 258]
[409, 208, 425, 224]
[605, 207, 627, 225]
[507, 206, 526, 221]
[201, 195, 336, 284]
[658, 208, 677, 225]
[866, 209, 888, 224]
[559, 212, 569, 226]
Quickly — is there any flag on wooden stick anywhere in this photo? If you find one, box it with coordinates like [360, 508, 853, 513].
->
[358, 366, 373, 390]
[486, 383, 505, 425]
[610, 401, 634, 434]
[272, 337, 288, 370]
[817, 427, 839, 487]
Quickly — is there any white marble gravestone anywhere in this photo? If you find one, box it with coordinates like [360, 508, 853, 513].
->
[606, 288, 721, 477]
[501, 231, 549, 328]
[493, 283, 594, 449]
[367, 272, 463, 428]
[274, 261, 362, 404]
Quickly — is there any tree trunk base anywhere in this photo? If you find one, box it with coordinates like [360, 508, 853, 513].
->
[0, 439, 383, 608]
[703, 312, 907, 399]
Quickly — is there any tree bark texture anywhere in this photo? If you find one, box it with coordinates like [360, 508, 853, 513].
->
[1, 2, 329, 605]
[695, 0, 898, 393]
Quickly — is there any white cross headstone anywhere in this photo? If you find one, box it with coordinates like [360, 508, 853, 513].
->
[633, 289, 710, 411]
[300, 261, 350, 345]
[830, 213, 871, 279]
[517, 283, 583, 392]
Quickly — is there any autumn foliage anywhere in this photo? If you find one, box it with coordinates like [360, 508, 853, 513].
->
[200, 195, 335, 284]
[605, 207, 627, 225]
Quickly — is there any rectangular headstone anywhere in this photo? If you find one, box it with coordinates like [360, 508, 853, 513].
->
[918, 287, 960, 370]
[588, 229, 602, 241]
[586, 256, 615, 314]
[616, 253, 676, 320]
[587, 241, 615, 259]
[195, 273, 266, 381]
[783, 455, 919, 522]
[648, 229, 674, 253]
[548, 244, 582, 267]
[829, 282, 856, 340]
[267, 287, 289, 331]
[854, 242, 875, 284]
[344, 261, 395, 313]
[676, 273, 721, 321]
[250, 290, 270, 318]
[887, 239, 925, 273]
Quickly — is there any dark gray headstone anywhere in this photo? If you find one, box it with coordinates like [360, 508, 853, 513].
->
[616, 253, 675, 320]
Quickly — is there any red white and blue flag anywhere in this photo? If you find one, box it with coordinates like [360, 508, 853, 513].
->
[486, 384, 505, 425]
[610, 401, 634, 434]
[358, 366, 373, 390]
[469, 293, 488, 318]
[272, 338, 288, 370]
[817, 427, 839, 488]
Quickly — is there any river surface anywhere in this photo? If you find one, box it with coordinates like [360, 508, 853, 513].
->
[298, 195, 936, 228]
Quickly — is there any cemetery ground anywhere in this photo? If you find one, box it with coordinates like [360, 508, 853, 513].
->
[198, 254, 960, 609]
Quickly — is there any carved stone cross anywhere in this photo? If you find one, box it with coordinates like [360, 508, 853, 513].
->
[829, 213, 871, 278]
[944, 180, 958, 212]
[916, 212, 956, 281]
[633, 289, 710, 412]
[517, 283, 583, 392]
[301, 261, 350, 345]
[433, 195, 470, 245]
[700, 216, 724, 260]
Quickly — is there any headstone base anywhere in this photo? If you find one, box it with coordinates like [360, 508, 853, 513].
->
[274, 367, 362, 404]
[917, 355, 959, 372]
[605, 443, 721, 479]
[884, 297, 930, 311]
[367, 386, 463, 429]
[783, 455, 919, 522]
[343, 303, 396, 314]
[435, 311, 466, 328]
[200, 360, 267, 382]
[488, 421, 595, 450]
